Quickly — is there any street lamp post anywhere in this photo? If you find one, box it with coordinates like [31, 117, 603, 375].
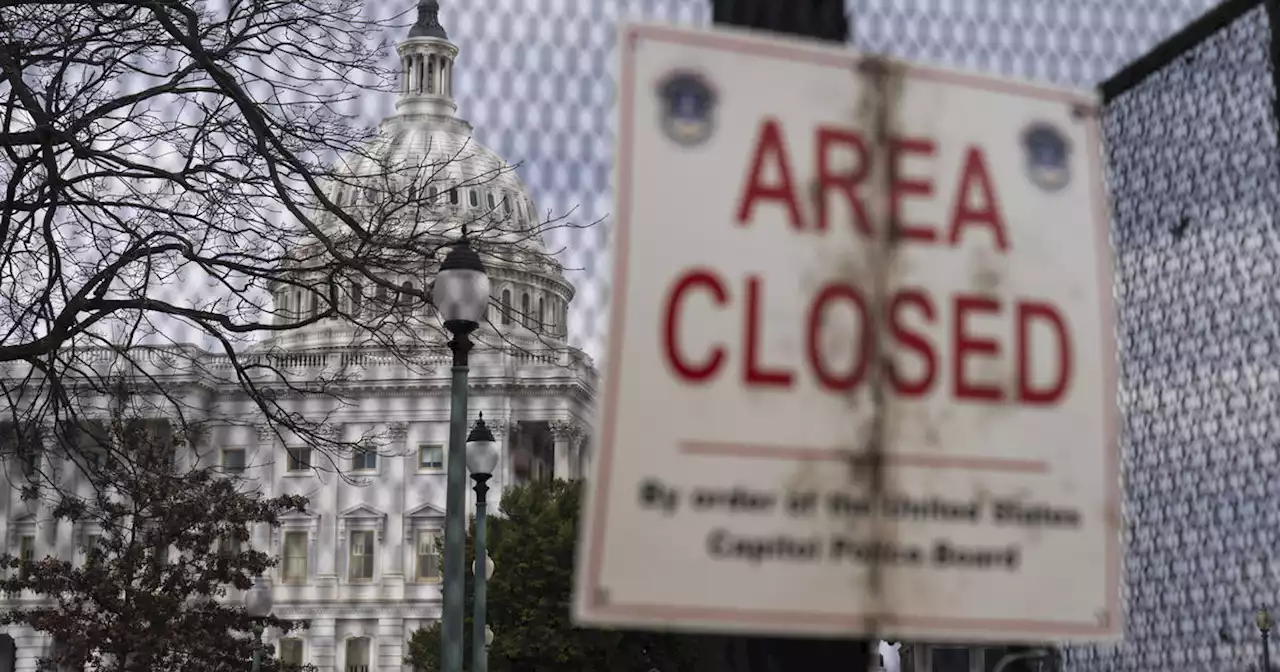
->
[244, 580, 274, 672]
[466, 413, 499, 672]
[1259, 608, 1273, 672]
[432, 238, 492, 672]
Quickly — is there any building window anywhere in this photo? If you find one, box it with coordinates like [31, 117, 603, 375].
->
[468, 189, 479, 207]
[415, 530, 442, 583]
[221, 448, 246, 474]
[17, 534, 34, 579]
[538, 297, 545, 332]
[345, 637, 371, 672]
[351, 282, 363, 317]
[351, 448, 376, 472]
[503, 198, 511, 215]
[500, 289, 512, 325]
[19, 446, 40, 478]
[418, 444, 444, 471]
[82, 533, 101, 555]
[427, 59, 435, 94]
[521, 293, 531, 328]
[279, 638, 304, 667]
[375, 283, 388, 307]
[448, 187, 458, 205]
[282, 531, 308, 584]
[309, 293, 320, 319]
[286, 447, 312, 472]
[428, 185, 438, 203]
[218, 536, 242, 558]
[348, 530, 375, 582]
[487, 192, 496, 209]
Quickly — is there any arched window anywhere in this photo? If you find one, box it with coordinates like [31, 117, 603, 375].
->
[277, 637, 303, 667]
[487, 192, 496, 209]
[469, 189, 479, 207]
[399, 281, 414, 309]
[375, 283, 389, 307]
[294, 291, 302, 317]
[503, 198, 511, 215]
[448, 188, 458, 205]
[538, 297, 545, 332]
[428, 185, 438, 203]
[310, 292, 320, 319]
[501, 289, 512, 325]
[427, 58, 435, 94]
[351, 282, 363, 317]
[345, 637, 371, 670]
[521, 293, 531, 329]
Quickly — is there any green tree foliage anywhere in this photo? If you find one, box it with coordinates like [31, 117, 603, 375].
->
[0, 417, 315, 672]
[406, 479, 710, 672]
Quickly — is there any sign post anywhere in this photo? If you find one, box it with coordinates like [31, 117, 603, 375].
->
[575, 15, 1120, 657]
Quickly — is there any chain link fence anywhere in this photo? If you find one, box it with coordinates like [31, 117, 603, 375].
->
[4, 0, 1274, 668]
[323, 0, 1280, 667]
[418, 0, 1221, 360]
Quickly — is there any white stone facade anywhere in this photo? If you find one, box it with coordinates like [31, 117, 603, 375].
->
[0, 343, 594, 671]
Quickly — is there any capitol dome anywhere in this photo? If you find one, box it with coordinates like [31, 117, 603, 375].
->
[268, 0, 574, 351]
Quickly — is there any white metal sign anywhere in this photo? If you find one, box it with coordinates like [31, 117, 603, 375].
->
[574, 21, 1121, 643]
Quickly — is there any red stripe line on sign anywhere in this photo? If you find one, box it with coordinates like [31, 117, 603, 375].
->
[680, 441, 1050, 474]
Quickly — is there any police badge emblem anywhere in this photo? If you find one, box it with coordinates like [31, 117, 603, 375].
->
[1021, 122, 1071, 192]
[656, 70, 717, 148]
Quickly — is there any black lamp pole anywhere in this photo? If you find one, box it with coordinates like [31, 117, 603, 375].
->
[707, 3, 872, 672]
[1259, 608, 1273, 672]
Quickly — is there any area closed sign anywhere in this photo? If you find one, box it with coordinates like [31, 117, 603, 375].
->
[574, 22, 1121, 643]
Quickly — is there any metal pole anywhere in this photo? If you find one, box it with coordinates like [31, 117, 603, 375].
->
[708, 3, 872, 671]
[472, 475, 491, 672]
[1265, 628, 1272, 672]
[250, 623, 263, 672]
[442, 326, 476, 672]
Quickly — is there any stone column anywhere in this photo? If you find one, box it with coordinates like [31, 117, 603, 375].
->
[502, 420, 521, 487]
[548, 420, 584, 480]
[309, 616, 337, 671]
[383, 422, 409, 582]
[377, 615, 405, 672]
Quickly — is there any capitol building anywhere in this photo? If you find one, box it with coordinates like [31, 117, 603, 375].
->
[0, 1, 596, 670]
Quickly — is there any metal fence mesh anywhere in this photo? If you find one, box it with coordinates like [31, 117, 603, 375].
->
[421, 0, 1221, 360]
[315, 0, 1280, 664]
[8, 0, 1279, 667]
[1067, 1, 1280, 669]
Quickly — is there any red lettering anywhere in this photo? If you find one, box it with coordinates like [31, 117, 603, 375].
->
[660, 269, 1074, 406]
[736, 118, 803, 230]
[952, 295, 1003, 402]
[744, 276, 794, 387]
[815, 128, 871, 235]
[662, 269, 728, 382]
[1017, 302, 1072, 404]
[887, 290, 936, 396]
[889, 137, 937, 243]
[806, 284, 873, 391]
[948, 147, 1009, 251]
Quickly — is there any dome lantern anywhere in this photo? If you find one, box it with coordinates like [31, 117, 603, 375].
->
[396, 0, 459, 117]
